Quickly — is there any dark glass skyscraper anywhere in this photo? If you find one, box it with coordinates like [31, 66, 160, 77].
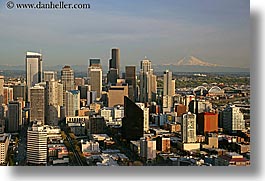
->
[108, 48, 120, 83]
[122, 96, 143, 141]
[125, 66, 136, 102]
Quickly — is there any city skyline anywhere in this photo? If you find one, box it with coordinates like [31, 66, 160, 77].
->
[0, 0, 249, 68]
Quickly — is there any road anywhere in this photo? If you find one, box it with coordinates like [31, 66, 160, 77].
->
[14, 125, 28, 166]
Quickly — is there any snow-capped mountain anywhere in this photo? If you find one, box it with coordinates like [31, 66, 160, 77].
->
[174, 56, 222, 67]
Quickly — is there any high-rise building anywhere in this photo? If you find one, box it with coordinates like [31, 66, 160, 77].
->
[139, 57, 157, 103]
[156, 136, 171, 153]
[89, 59, 101, 68]
[87, 90, 97, 106]
[7, 101, 22, 132]
[108, 85, 128, 107]
[61, 65, 75, 106]
[43, 71, 57, 82]
[107, 68, 118, 84]
[30, 85, 45, 124]
[140, 137, 156, 160]
[78, 85, 88, 100]
[25, 52, 42, 101]
[0, 133, 10, 165]
[57, 82, 63, 107]
[12, 83, 26, 101]
[45, 79, 60, 125]
[182, 112, 197, 143]
[3, 87, 13, 105]
[125, 66, 137, 102]
[109, 48, 120, 78]
[75, 78, 85, 87]
[222, 105, 245, 133]
[27, 122, 47, 165]
[136, 103, 149, 132]
[0, 76, 4, 104]
[65, 90, 80, 117]
[89, 68, 102, 100]
[122, 97, 144, 141]
[163, 70, 173, 96]
[163, 70, 175, 113]
[197, 112, 218, 135]
[89, 115, 106, 134]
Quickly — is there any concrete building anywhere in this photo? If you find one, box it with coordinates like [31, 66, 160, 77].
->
[45, 79, 60, 125]
[74, 77, 85, 87]
[108, 85, 128, 107]
[12, 83, 26, 101]
[65, 90, 80, 117]
[82, 141, 100, 153]
[57, 82, 63, 107]
[7, 101, 22, 132]
[182, 112, 196, 143]
[100, 107, 113, 122]
[89, 115, 106, 134]
[140, 137, 156, 161]
[61, 65, 75, 106]
[27, 122, 48, 165]
[88, 59, 102, 100]
[156, 136, 170, 153]
[66, 116, 88, 135]
[30, 85, 45, 124]
[89, 68, 102, 100]
[113, 105, 124, 119]
[0, 76, 4, 104]
[3, 87, 13, 105]
[43, 71, 57, 82]
[0, 133, 11, 165]
[26, 52, 43, 101]
[222, 105, 245, 133]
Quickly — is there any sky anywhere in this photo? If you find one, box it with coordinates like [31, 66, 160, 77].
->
[0, 0, 249, 68]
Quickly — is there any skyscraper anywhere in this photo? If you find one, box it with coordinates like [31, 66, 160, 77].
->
[43, 71, 57, 82]
[7, 101, 22, 132]
[87, 59, 102, 100]
[163, 70, 174, 113]
[12, 83, 26, 101]
[222, 105, 245, 133]
[139, 57, 157, 103]
[45, 79, 60, 125]
[0, 76, 4, 104]
[65, 90, 80, 117]
[3, 87, 13, 105]
[25, 52, 42, 101]
[89, 68, 102, 100]
[61, 65, 75, 106]
[30, 85, 45, 124]
[108, 85, 128, 107]
[109, 48, 120, 78]
[182, 112, 197, 143]
[122, 96, 144, 141]
[125, 66, 137, 102]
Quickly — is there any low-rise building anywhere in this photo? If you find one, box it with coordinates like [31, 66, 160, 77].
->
[216, 152, 250, 166]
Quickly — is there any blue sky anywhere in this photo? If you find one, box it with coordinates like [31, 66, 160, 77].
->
[0, 0, 249, 68]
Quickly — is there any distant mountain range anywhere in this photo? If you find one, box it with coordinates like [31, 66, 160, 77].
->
[153, 56, 249, 73]
[0, 56, 249, 73]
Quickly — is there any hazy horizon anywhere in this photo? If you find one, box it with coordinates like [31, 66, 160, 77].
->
[0, 0, 250, 68]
